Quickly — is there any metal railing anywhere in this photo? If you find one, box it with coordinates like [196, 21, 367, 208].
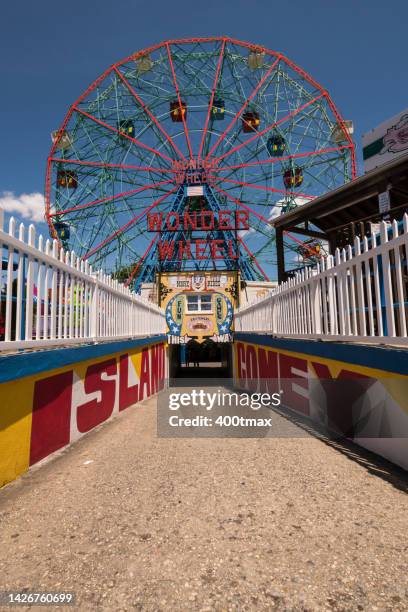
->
[235, 216, 408, 346]
[0, 211, 165, 351]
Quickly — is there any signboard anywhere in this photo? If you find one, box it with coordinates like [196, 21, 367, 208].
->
[187, 185, 204, 196]
[363, 108, 408, 172]
[147, 208, 248, 263]
[160, 271, 237, 344]
[378, 190, 391, 215]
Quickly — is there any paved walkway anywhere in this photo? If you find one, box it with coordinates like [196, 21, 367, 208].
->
[0, 394, 408, 611]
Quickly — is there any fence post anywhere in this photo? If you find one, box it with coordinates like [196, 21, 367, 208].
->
[327, 255, 337, 335]
[379, 221, 394, 336]
[24, 225, 36, 340]
[90, 276, 99, 340]
[311, 266, 322, 334]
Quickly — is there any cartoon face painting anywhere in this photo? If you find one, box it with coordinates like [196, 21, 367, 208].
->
[192, 274, 205, 291]
[381, 114, 408, 154]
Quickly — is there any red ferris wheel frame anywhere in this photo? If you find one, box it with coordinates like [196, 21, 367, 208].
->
[45, 36, 357, 276]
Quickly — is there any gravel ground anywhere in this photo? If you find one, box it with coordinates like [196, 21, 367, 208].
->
[0, 392, 408, 611]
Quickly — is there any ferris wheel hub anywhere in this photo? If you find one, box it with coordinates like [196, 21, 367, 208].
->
[173, 158, 219, 185]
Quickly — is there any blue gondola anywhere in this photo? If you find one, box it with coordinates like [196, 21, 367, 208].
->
[54, 222, 70, 240]
[118, 119, 135, 138]
[267, 134, 286, 157]
[211, 99, 225, 120]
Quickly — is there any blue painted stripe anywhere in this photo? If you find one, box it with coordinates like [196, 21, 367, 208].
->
[235, 333, 408, 376]
[0, 335, 166, 383]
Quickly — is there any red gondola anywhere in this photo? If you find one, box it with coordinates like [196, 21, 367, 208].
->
[242, 111, 260, 133]
[57, 171, 78, 189]
[283, 167, 303, 188]
[170, 100, 187, 122]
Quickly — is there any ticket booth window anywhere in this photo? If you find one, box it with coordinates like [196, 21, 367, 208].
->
[186, 294, 212, 313]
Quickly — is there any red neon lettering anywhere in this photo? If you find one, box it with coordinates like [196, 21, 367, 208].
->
[235, 210, 249, 230]
[200, 211, 214, 230]
[166, 212, 180, 231]
[210, 239, 224, 259]
[228, 240, 239, 259]
[147, 212, 163, 231]
[158, 240, 175, 261]
[218, 210, 232, 230]
[195, 239, 207, 259]
[183, 212, 198, 230]
[178, 240, 192, 261]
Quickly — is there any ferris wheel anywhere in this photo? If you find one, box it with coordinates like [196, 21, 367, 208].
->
[46, 37, 355, 287]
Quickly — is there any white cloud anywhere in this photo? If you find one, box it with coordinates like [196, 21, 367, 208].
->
[268, 196, 309, 222]
[0, 191, 45, 223]
[238, 227, 255, 238]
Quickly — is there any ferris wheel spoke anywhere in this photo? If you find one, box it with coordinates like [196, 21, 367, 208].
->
[50, 180, 174, 217]
[113, 66, 187, 163]
[214, 93, 325, 164]
[197, 39, 226, 160]
[124, 235, 158, 288]
[212, 185, 275, 227]
[205, 56, 281, 159]
[166, 43, 193, 159]
[212, 176, 314, 200]
[83, 185, 179, 261]
[50, 157, 176, 175]
[212, 145, 352, 173]
[237, 237, 270, 281]
[252, 235, 277, 258]
[73, 107, 174, 165]
[46, 38, 356, 278]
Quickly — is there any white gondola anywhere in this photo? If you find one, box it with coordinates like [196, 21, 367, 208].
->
[136, 54, 153, 74]
[331, 120, 354, 143]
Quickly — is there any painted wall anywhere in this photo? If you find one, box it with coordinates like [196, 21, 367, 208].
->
[234, 334, 408, 470]
[160, 271, 237, 344]
[0, 336, 166, 488]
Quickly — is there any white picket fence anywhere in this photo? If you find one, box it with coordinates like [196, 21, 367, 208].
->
[0, 210, 165, 351]
[235, 216, 408, 347]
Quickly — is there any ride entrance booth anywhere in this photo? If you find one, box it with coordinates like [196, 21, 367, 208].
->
[160, 271, 238, 378]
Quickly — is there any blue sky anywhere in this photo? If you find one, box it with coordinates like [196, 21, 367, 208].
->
[0, 0, 407, 234]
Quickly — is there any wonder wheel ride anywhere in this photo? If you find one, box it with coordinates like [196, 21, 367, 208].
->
[46, 37, 355, 289]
